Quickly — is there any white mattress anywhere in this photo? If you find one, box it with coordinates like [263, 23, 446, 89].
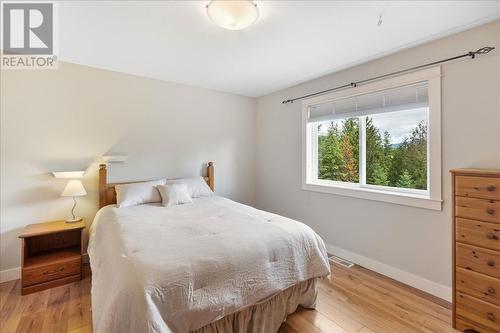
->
[88, 196, 330, 333]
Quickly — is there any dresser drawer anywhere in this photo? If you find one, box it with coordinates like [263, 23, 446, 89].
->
[22, 257, 81, 286]
[456, 292, 500, 332]
[456, 243, 500, 279]
[456, 317, 497, 333]
[456, 218, 500, 251]
[457, 267, 500, 306]
[456, 196, 500, 224]
[456, 176, 500, 201]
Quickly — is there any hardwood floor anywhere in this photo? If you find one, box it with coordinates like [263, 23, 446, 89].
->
[0, 273, 91, 333]
[0, 263, 458, 333]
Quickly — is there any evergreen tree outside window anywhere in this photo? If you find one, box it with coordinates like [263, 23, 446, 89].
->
[316, 107, 427, 191]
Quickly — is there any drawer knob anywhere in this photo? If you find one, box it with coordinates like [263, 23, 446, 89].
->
[486, 233, 499, 240]
[487, 185, 497, 192]
[43, 266, 64, 276]
[486, 208, 495, 215]
[487, 260, 496, 267]
[487, 287, 496, 295]
[487, 312, 496, 321]
[463, 330, 480, 333]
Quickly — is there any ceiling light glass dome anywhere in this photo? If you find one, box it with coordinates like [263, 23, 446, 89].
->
[206, 0, 259, 30]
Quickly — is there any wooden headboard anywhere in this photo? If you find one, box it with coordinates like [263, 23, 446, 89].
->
[98, 162, 214, 208]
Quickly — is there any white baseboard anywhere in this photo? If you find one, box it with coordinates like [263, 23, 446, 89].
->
[0, 267, 20, 283]
[325, 242, 452, 302]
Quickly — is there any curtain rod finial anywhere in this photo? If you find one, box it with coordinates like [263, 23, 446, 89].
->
[475, 46, 495, 55]
[470, 46, 495, 59]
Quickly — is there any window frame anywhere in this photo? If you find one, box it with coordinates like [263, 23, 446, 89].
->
[302, 67, 442, 210]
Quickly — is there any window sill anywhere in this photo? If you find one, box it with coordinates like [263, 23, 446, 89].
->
[303, 181, 442, 210]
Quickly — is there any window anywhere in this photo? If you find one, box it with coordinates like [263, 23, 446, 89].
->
[302, 67, 442, 210]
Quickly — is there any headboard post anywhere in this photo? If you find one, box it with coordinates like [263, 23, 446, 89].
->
[99, 164, 107, 209]
[207, 162, 214, 191]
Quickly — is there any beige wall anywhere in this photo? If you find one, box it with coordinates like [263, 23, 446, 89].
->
[0, 63, 256, 277]
[255, 20, 500, 300]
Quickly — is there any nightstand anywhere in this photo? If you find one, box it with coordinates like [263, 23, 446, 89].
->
[18, 219, 85, 295]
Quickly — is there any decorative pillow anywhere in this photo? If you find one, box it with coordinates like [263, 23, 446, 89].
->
[115, 179, 166, 208]
[166, 176, 213, 198]
[157, 184, 193, 207]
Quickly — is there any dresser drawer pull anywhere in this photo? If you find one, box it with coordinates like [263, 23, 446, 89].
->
[486, 233, 499, 240]
[487, 287, 496, 295]
[486, 208, 495, 215]
[487, 185, 497, 192]
[487, 260, 496, 267]
[42, 266, 64, 276]
[487, 312, 496, 321]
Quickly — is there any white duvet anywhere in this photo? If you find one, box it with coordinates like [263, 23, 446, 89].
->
[88, 196, 330, 333]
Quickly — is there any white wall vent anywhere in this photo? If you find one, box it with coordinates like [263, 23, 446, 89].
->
[328, 254, 355, 268]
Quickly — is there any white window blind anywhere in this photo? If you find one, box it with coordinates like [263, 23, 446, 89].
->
[308, 82, 428, 123]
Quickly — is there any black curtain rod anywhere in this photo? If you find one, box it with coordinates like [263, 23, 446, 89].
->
[281, 46, 495, 104]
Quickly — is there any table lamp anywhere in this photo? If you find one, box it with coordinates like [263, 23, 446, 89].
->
[61, 180, 87, 223]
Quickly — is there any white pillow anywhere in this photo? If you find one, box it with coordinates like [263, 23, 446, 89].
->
[115, 179, 166, 208]
[166, 176, 213, 198]
[157, 184, 193, 207]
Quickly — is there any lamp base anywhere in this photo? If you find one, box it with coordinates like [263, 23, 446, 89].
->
[65, 217, 83, 224]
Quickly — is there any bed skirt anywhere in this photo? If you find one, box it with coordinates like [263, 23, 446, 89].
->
[191, 278, 318, 333]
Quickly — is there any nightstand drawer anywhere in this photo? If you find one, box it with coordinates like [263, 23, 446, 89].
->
[22, 257, 81, 286]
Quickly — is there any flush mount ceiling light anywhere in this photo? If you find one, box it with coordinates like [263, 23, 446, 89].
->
[206, 0, 259, 30]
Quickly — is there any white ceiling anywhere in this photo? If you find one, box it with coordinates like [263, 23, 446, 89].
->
[59, 1, 500, 97]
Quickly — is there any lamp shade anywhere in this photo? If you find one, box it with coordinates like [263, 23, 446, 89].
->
[62, 180, 87, 197]
[52, 171, 85, 178]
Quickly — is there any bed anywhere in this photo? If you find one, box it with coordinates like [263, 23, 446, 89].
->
[88, 162, 330, 333]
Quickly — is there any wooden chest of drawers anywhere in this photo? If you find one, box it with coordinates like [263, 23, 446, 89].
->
[452, 169, 500, 333]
